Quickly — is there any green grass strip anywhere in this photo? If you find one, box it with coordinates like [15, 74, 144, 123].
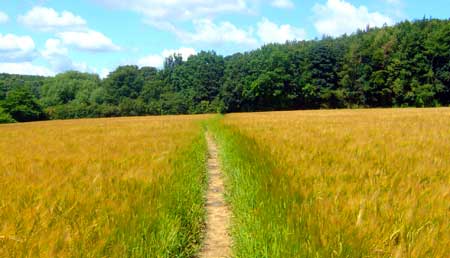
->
[207, 116, 300, 257]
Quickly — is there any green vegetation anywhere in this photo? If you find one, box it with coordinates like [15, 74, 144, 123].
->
[0, 107, 15, 123]
[0, 87, 46, 122]
[148, 129, 208, 257]
[208, 117, 300, 257]
[1, 19, 450, 123]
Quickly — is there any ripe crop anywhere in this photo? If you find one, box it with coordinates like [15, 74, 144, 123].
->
[0, 115, 210, 257]
[215, 108, 450, 257]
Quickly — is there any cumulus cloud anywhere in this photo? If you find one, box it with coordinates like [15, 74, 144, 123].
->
[18, 6, 119, 53]
[0, 31, 112, 76]
[257, 18, 306, 43]
[173, 19, 257, 46]
[160, 48, 197, 59]
[97, 68, 110, 79]
[137, 55, 164, 68]
[0, 11, 9, 24]
[93, 1, 303, 46]
[313, 0, 393, 37]
[41, 42, 99, 75]
[41, 38, 81, 73]
[271, 0, 294, 9]
[0, 33, 36, 62]
[18, 6, 86, 32]
[0, 62, 54, 76]
[57, 30, 120, 52]
[138, 47, 197, 68]
[94, 0, 249, 22]
[42, 38, 68, 57]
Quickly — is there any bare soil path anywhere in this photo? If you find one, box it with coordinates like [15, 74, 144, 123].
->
[199, 133, 232, 258]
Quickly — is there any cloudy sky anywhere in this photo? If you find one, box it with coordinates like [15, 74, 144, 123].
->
[0, 0, 447, 77]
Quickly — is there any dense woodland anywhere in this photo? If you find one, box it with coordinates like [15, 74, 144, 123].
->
[1, 18, 449, 123]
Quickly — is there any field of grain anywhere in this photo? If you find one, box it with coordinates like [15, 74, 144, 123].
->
[2, 109, 449, 257]
[0, 115, 210, 257]
[212, 108, 450, 257]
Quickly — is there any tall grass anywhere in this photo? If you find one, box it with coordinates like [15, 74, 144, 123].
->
[210, 108, 450, 257]
[0, 115, 210, 257]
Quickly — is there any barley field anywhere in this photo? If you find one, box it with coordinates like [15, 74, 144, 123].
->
[211, 108, 450, 257]
[1, 109, 449, 258]
[0, 115, 209, 257]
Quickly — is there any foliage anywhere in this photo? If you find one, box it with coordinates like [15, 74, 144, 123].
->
[40, 71, 100, 107]
[0, 87, 46, 122]
[0, 73, 46, 100]
[0, 106, 15, 123]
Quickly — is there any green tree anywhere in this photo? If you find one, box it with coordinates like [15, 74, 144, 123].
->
[0, 106, 15, 123]
[103, 66, 145, 104]
[1, 87, 46, 122]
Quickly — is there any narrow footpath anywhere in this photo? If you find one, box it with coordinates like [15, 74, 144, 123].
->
[199, 133, 232, 258]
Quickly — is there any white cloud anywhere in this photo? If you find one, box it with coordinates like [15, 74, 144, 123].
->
[138, 47, 196, 68]
[18, 6, 86, 32]
[137, 55, 164, 68]
[0, 11, 9, 24]
[94, 0, 249, 22]
[0, 35, 111, 77]
[257, 18, 306, 44]
[161, 47, 197, 59]
[93, 0, 260, 47]
[57, 30, 120, 52]
[94, 1, 304, 46]
[18, 7, 119, 53]
[313, 0, 393, 37]
[98, 68, 110, 79]
[0, 33, 36, 62]
[174, 19, 257, 46]
[0, 62, 54, 76]
[42, 38, 68, 57]
[271, 0, 294, 9]
[41, 38, 77, 73]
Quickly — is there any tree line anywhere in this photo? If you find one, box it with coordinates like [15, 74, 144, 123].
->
[1, 18, 449, 123]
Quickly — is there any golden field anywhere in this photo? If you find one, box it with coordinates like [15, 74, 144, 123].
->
[1, 108, 449, 257]
[221, 108, 450, 257]
[0, 115, 210, 257]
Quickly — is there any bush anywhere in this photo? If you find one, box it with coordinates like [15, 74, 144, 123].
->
[0, 107, 16, 124]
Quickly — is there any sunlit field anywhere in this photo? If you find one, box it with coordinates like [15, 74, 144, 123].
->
[212, 108, 450, 257]
[2, 109, 449, 257]
[0, 115, 210, 257]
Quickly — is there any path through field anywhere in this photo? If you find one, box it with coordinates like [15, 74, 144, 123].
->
[199, 134, 232, 258]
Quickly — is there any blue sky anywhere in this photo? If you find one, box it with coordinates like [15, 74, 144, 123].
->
[0, 0, 448, 77]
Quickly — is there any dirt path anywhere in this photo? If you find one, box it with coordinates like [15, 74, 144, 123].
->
[199, 133, 232, 258]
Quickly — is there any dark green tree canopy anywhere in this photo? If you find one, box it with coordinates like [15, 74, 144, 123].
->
[0, 87, 46, 122]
